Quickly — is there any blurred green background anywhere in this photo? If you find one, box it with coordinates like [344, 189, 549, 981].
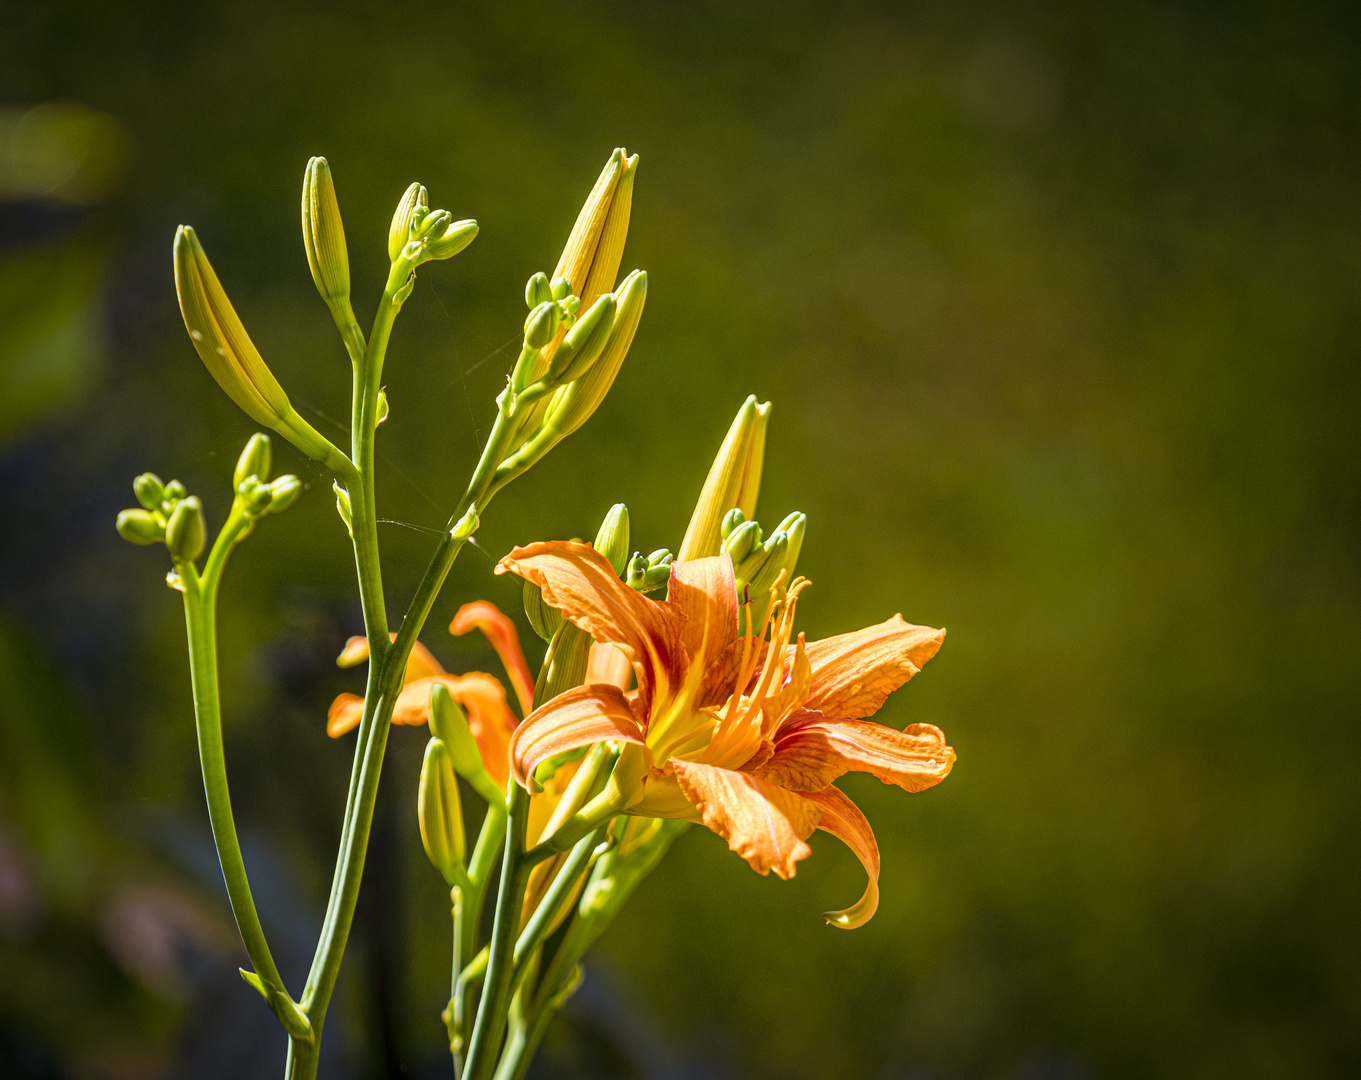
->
[1, 1, 1359, 1077]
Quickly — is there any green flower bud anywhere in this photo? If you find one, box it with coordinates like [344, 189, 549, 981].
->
[546, 294, 616, 387]
[524, 580, 564, 642]
[722, 520, 762, 566]
[423, 218, 479, 262]
[165, 496, 205, 562]
[646, 548, 672, 566]
[526, 272, 553, 309]
[164, 479, 187, 501]
[234, 433, 273, 490]
[776, 511, 806, 575]
[388, 183, 428, 262]
[416, 208, 452, 240]
[430, 685, 502, 805]
[720, 507, 745, 542]
[418, 738, 466, 885]
[626, 552, 647, 589]
[133, 473, 165, 512]
[267, 475, 302, 514]
[301, 157, 350, 305]
[333, 481, 353, 537]
[593, 503, 630, 577]
[642, 559, 673, 591]
[240, 478, 273, 515]
[524, 301, 559, 351]
[116, 508, 165, 545]
[550, 275, 573, 301]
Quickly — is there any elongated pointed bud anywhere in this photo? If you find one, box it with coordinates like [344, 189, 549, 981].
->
[722, 519, 762, 566]
[389, 183, 428, 261]
[678, 395, 770, 560]
[133, 473, 165, 511]
[524, 580, 564, 642]
[546, 294, 616, 386]
[174, 226, 350, 472]
[116, 508, 165, 545]
[526, 272, 553, 309]
[554, 149, 638, 314]
[165, 496, 205, 562]
[419, 739, 466, 885]
[594, 503, 631, 576]
[430, 684, 502, 804]
[424, 218, 478, 261]
[234, 433, 272, 490]
[301, 157, 350, 306]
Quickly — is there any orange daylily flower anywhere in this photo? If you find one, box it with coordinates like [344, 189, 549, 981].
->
[496, 542, 953, 928]
[326, 602, 533, 792]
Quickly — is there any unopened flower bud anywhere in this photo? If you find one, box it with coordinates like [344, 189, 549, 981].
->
[388, 183, 428, 262]
[267, 475, 302, 514]
[165, 496, 205, 562]
[174, 226, 349, 471]
[116, 508, 165, 545]
[678, 395, 770, 560]
[550, 275, 573, 302]
[553, 149, 637, 313]
[240, 478, 273, 515]
[133, 473, 165, 511]
[430, 684, 502, 804]
[626, 551, 647, 589]
[546, 293, 616, 386]
[526, 272, 553, 309]
[722, 519, 762, 566]
[423, 218, 478, 262]
[524, 301, 559, 351]
[416, 208, 452, 240]
[418, 738, 466, 885]
[301, 156, 350, 306]
[164, 479, 187, 502]
[720, 507, 745, 542]
[593, 503, 630, 577]
[234, 433, 272, 490]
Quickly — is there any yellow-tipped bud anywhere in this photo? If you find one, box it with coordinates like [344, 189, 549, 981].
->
[418, 738, 466, 885]
[301, 157, 350, 306]
[173, 226, 350, 472]
[388, 183, 428, 262]
[678, 395, 771, 560]
[233, 433, 272, 490]
[553, 149, 638, 313]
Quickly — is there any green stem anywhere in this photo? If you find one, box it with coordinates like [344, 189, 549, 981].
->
[462, 785, 533, 1080]
[180, 507, 308, 1037]
[451, 801, 508, 1074]
[509, 827, 604, 995]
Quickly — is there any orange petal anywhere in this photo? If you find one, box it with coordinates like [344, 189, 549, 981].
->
[670, 759, 822, 879]
[756, 715, 954, 793]
[334, 633, 444, 683]
[450, 600, 535, 718]
[327, 693, 365, 737]
[393, 673, 519, 790]
[585, 642, 633, 691]
[802, 786, 881, 929]
[801, 616, 945, 722]
[666, 555, 738, 674]
[509, 682, 646, 789]
[496, 541, 685, 719]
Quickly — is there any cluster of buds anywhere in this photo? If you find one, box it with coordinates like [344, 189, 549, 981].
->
[721, 507, 806, 629]
[626, 548, 674, 592]
[388, 182, 480, 272]
[114, 433, 300, 568]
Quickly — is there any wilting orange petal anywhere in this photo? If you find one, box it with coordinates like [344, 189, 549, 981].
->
[585, 642, 633, 690]
[756, 715, 954, 793]
[802, 786, 881, 929]
[450, 601, 535, 718]
[509, 682, 646, 789]
[670, 759, 822, 879]
[801, 616, 945, 722]
[666, 555, 738, 674]
[327, 693, 365, 737]
[496, 541, 684, 719]
[334, 634, 444, 683]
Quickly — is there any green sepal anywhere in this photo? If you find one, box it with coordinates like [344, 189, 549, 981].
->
[239, 969, 313, 1042]
[333, 481, 353, 537]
